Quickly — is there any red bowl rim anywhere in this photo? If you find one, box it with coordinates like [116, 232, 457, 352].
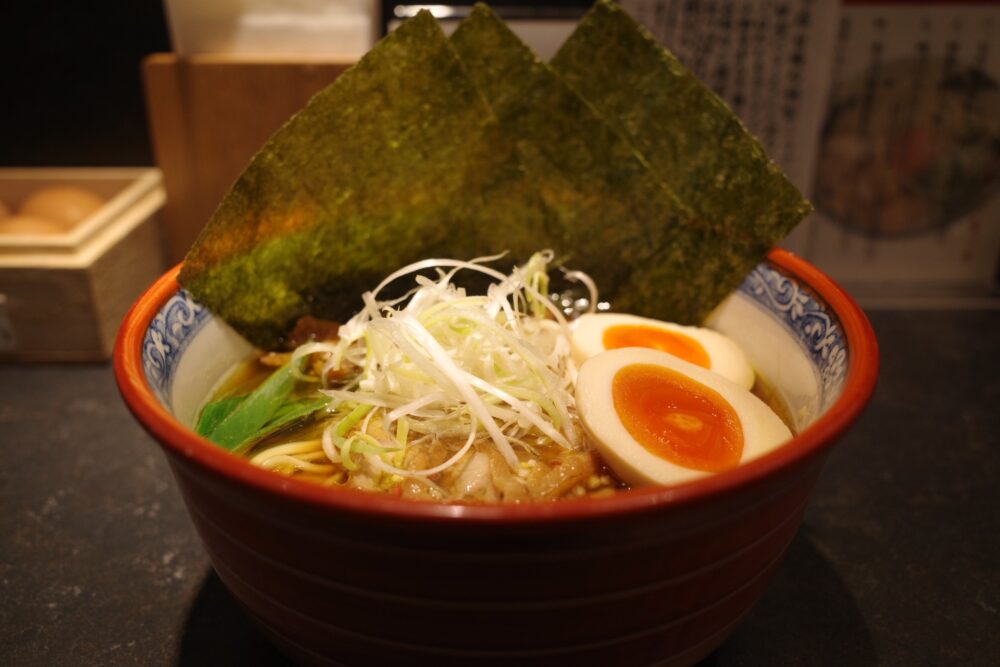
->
[114, 248, 879, 524]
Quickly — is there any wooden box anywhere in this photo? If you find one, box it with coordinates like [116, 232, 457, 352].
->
[0, 168, 166, 361]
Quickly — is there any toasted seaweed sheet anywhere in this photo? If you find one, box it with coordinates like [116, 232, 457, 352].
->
[551, 0, 812, 302]
[180, 2, 810, 349]
[450, 4, 713, 321]
[181, 13, 514, 346]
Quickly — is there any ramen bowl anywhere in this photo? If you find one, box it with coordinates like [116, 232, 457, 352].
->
[114, 248, 878, 666]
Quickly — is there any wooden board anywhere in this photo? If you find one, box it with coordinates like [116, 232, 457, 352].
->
[142, 54, 352, 263]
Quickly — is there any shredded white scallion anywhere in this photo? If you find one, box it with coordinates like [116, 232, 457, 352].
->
[307, 251, 586, 476]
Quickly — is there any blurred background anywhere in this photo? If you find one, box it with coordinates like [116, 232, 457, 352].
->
[0, 1, 171, 167]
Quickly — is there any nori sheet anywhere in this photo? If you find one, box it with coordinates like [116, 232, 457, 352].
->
[551, 0, 812, 293]
[180, 2, 811, 350]
[180, 12, 540, 348]
[449, 4, 721, 324]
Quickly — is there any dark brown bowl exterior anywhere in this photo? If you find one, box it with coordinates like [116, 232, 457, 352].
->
[171, 449, 821, 666]
[115, 249, 879, 666]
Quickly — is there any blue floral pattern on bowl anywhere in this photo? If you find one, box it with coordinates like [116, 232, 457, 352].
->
[142, 289, 210, 405]
[738, 264, 848, 406]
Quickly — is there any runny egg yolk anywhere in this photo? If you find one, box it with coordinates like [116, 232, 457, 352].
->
[611, 363, 743, 472]
[602, 324, 711, 369]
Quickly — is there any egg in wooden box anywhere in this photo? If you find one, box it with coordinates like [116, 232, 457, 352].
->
[0, 168, 166, 361]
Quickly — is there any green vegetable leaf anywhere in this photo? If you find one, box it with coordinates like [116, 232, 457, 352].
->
[260, 396, 330, 435]
[196, 395, 246, 437]
[201, 361, 329, 453]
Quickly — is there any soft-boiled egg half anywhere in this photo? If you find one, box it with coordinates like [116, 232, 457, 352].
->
[575, 348, 791, 487]
[570, 313, 755, 390]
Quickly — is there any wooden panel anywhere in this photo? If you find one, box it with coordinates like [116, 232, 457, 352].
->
[142, 54, 352, 263]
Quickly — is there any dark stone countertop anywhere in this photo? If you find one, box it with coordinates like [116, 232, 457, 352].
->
[2, 309, 998, 666]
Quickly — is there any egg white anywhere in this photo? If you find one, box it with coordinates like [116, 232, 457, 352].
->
[575, 348, 791, 487]
[570, 313, 755, 390]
